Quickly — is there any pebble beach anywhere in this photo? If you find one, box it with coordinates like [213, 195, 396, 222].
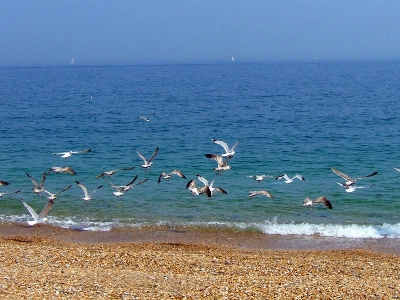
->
[0, 224, 399, 299]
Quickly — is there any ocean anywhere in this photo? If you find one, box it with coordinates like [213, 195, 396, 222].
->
[1, 62, 400, 239]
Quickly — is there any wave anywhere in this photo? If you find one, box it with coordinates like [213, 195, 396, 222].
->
[2, 214, 400, 239]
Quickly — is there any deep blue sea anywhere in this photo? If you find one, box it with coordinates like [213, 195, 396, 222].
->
[1, 62, 400, 239]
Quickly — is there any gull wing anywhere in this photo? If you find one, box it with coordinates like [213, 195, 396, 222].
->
[90, 185, 103, 196]
[205, 154, 224, 165]
[103, 177, 118, 189]
[79, 148, 92, 154]
[258, 190, 275, 199]
[171, 169, 186, 178]
[276, 174, 290, 181]
[158, 172, 167, 183]
[54, 184, 72, 196]
[134, 178, 148, 186]
[0, 180, 10, 186]
[393, 166, 400, 172]
[360, 171, 378, 179]
[134, 148, 148, 164]
[230, 140, 240, 151]
[314, 196, 332, 209]
[125, 175, 138, 186]
[214, 187, 228, 194]
[330, 167, 352, 181]
[186, 179, 196, 189]
[38, 200, 54, 220]
[21, 199, 39, 220]
[211, 139, 230, 153]
[147, 147, 159, 163]
[75, 181, 89, 197]
[26, 173, 39, 187]
[196, 174, 209, 187]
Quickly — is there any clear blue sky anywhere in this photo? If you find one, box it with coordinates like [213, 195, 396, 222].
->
[1, 0, 400, 66]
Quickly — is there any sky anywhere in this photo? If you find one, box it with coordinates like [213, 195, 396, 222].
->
[1, 0, 400, 66]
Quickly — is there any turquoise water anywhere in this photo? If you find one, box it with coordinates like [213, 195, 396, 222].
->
[0, 62, 399, 238]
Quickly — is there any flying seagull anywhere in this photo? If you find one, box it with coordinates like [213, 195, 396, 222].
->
[303, 196, 332, 209]
[211, 139, 239, 158]
[21, 198, 55, 225]
[139, 113, 155, 122]
[0, 189, 21, 197]
[158, 169, 186, 183]
[330, 166, 378, 186]
[52, 148, 92, 159]
[195, 174, 227, 196]
[104, 175, 148, 198]
[42, 184, 72, 201]
[248, 190, 275, 199]
[134, 147, 159, 170]
[95, 166, 135, 179]
[392, 166, 400, 173]
[247, 175, 273, 183]
[48, 166, 76, 175]
[26, 172, 47, 195]
[75, 181, 103, 202]
[336, 182, 375, 193]
[204, 154, 231, 174]
[0, 180, 10, 186]
[186, 179, 212, 198]
[276, 174, 305, 183]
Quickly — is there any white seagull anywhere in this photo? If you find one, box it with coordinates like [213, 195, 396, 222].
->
[95, 167, 135, 179]
[75, 181, 103, 202]
[52, 148, 92, 159]
[211, 139, 239, 158]
[247, 175, 273, 183]
[204, 154, 231, 174]
[248, 190, 275, 199]
[158, 169, 186, 183]
[0, 189, 21, 197]
[330, 166, 378, 186]
[392, 166, 400, 173]
[337, 182, 375, 193]
[104, 175, 148, 198]
[21, 198, 55, 225]
[196, 174, 227, 196]
[186, 179, 212, 198]
[48, 166, 77, 175]
[26, 172, 47, 195]
[303, 196, 332, 209]
[42, 184, 72, 201]
[134, 147, 159, 170]
[276, 174, 305, 183]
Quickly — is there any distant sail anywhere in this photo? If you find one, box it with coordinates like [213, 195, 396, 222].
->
[71, 58, 75, 65]
[231, 56, 234, 61]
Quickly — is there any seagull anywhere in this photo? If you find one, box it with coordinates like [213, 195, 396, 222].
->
[248, 190, 275, 199]
[134, 147, 159, 171]
[104, 175, 148, 198]
[247, 175, 273, 183]
[204, 154, 231, 174]
[26, 172, 47, 195]
[21, 198, 55, 225]
[75, 181, 103, 202]
[139, 113, 155, 122]
[0, 180, 10, 186]
[276, 174, 305, 183]
[337, 182, 375, 193]
[95, 167, 135, 179]
[186, 179, 212, 198]
[52, 148, 92, 159]
[0, 189, 21, 197]
[195, 174, 227, 196]
[303, 196, 332, 209]
[42, 184, 72, 201]
[48, 166, 76, 175]
[158, 169, 186, 183]
[211, 139, 239, 158]
[330, 166, 378, 186]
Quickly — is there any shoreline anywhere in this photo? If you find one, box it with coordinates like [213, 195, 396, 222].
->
[1, 222, 399, 255]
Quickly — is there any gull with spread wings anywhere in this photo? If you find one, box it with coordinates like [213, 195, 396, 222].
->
[303, 196, 332, 209]
[134, 147, 159, 171]
[330, 166, 378, 186]
[52, 148, 92, 159]
[211, 139, 239, 158]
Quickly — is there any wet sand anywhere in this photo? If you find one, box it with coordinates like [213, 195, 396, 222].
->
[0, 223, 399, 298]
